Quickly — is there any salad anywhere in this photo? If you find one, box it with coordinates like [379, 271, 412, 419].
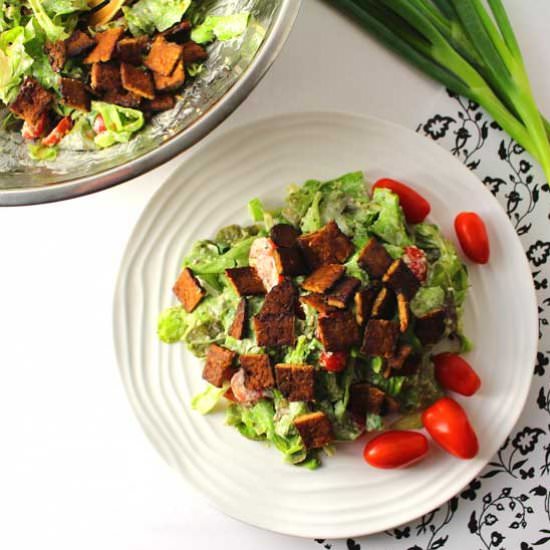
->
[0, 0, 249, 160]
[158, 171, 480, 469]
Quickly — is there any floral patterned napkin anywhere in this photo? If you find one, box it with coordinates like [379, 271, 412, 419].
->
[316, 90, 550, 550]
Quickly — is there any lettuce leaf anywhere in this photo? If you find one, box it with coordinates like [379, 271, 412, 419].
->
[191, 13, 249, 44]
[0, 26, 33, 103]
[28, 0, 69, 41]
[191, 382, 229, 414]
[410, 286, 446, 317]
[91, 101, 144, 148]
[368, 187, 412, 246]
[123, 0, 191, 36]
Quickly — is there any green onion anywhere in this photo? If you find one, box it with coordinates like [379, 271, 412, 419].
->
[331, 0, 550, 184]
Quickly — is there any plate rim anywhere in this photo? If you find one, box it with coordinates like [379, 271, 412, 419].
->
[113, 110, 539, 538]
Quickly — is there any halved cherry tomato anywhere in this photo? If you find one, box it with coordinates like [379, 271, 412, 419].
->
[42, 116, 73, 147]
[403, 245, 428, 282]
[373, 178, 431, 224]
[93, 114, 106, 134]
[433, 353, 481, 396]
[454, 212, 490, 264]
[320, 351, 348, 373]
[249, 237, 283, 291]
[21, 113, 48, 140]
[422, 397, 478, 459]
[363, 430, 429, 469]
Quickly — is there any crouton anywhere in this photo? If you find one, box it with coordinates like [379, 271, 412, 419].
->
[103, 89, 141, 108]
[270, 223, 301, 248]
[84, 28, 124, 64]
[259, 279, 297, 316]
[300, 294, 338, 317]
[181, 40, 208, 63]
[60, 77, 90, 111]
[297, 221, 354, 269]
[240, 354, 274, 391]
[172, 267, 205, 312]
[9, 77, 53, 125]
[396, 293, 410, 333]
[354, 285, 379, 326]
[121, 62, 155, 99]
[65, 30, 96, 57]
[90, 62, 121, 92]
[225, 267, 266, 296]
[349, 383, 386, 417]
[142, 94, 176, 112]
[326, 276, 361, 309]
[371, 287, 396, 320]
[228, 298, 247, 340]
[273, 247, 306, 276]
[253, 313, 295, 347]
[317, 311, 361, 352]
[361, 319, 399, 358]
[46, 40, 66, 72]
[294, 411, 333, 449]
[202, 344, 236, 387]
[161, 20, 192, 43]
[145, 36, 183, 76]
[301, 264, 345, 293]
[415, 308, 447, 345]
[116, 35, 148, 65]
[382, 259, 420, 300]
[358, 237, 393, 278]
[153, 59, 185, 92]
[275, 364, 315, 402]
[385, 344, 414, 377]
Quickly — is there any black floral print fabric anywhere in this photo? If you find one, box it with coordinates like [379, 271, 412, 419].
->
[314, 90, 550, 550]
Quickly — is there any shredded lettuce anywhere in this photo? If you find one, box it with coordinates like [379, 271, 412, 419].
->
[410, 286, 446, 317]
[157, 306, 187, 343]
[28, 142, 58, 160]
[368, 187, 412, 246]
[0, 26, 33, 103]
[366, 413, 383, 432]
[28, 0, 69, 41]
[91, 101, 145, 148]
[191, 12, 249, 44]
[124, 0, 191, 36]
[191, 382, 229, 414]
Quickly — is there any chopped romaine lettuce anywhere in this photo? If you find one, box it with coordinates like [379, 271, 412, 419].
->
[191, 13, 249, 44]
[191, 382, 229, 414]
[184, 236, 255, 275]
[410, 286, 446, 317]
[28, 0, 69, 41]
[124, 0, 191, 36]
[91, 101, 145, 148]
[28, 142, 58, 160]
[157, 306, 186, 343]
[215, 224, 260, 248]
[0, 26, 33, 103]
[366, 413, 383, 432]
[42, 0, 89, 16]
[369, 187, 412, 246]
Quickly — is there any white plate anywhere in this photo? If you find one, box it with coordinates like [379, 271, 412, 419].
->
[113, 112, 538, 538]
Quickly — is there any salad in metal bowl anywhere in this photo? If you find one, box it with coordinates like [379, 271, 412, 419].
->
[158, 172, 482, 469]
[0, 0, 249, 160]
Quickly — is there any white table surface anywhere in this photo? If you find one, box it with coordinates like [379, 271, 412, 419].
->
[1, 2, 549, 549]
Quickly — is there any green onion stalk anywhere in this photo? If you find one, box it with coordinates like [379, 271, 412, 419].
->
[330, 0, 550, 184]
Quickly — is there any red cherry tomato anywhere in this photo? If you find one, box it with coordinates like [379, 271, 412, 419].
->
[422, 397, 479, 459]
[363, 430, 429, 469]
[454, 212, 490, 264]
[403, 245, 428, 282]
[21, 113, 48, 140]
[42, 116, 73, 147]
[433, 353, 481, 396]
[373, 178, 431, 224]
[320, 351, 348, 372]
[93, 114, 106, 134]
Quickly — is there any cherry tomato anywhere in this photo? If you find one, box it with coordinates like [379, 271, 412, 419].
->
[93, 114, 106, 134]
[373, 178, 431, 224]
[433, 353, 481, 396]
[363, 430, 429, 469]
[422, 397, 479, 459]
[230, 369, 262, 404]
[42, 116, 73, 147]
[454, 212, 490, 264]
[320, 351, 348, 372]
[21, 113, 48, 140]
[403, 245, 428, 282]
[249, 237, 283, 291]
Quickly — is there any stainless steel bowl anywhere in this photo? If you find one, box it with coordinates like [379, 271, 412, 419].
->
[0, 0, 301, 206]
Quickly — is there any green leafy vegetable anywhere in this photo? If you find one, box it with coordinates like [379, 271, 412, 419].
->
[124, 0, 191, 36]
[368, 187, 411, 246]
[28, 142, 58, 160]
[330, 0, 550, 191]
[191, 382, 229, 414]
[0, 26, 33, 103]
[366, 413, 384, 431]
[28, 0, 69, 41]
[157, 306, 187, 343]
[410, 286, 446, 317]
[91, 101, 145, 148]
[191, 13, 249, 44]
